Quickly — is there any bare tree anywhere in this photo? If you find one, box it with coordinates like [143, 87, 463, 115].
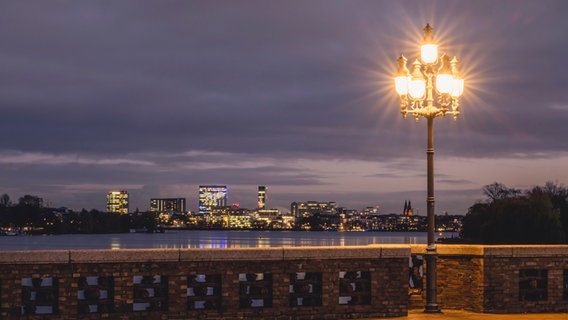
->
[482, 182, 521, 201]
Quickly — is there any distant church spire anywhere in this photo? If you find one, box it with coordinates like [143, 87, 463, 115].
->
[403, 200, 413, 216]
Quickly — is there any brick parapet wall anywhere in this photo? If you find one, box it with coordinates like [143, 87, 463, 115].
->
[0, 246, 409, 320]
[482, 247, 568, 313]
[3, 244, 567, 318]
[410, 245, 568, 313]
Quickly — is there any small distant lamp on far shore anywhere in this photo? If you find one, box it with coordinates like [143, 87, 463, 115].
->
[393, 23, 464, 313]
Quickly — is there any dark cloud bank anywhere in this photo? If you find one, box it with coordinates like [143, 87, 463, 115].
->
[0, 1, 567, 213]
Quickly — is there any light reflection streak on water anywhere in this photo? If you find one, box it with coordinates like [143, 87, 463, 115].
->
[111, 238, 121, 250]
[257, 235, 271, 248]
[198, 238, 227, 249]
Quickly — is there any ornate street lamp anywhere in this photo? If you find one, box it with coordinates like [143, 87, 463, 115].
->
[394, 24, 464, 313]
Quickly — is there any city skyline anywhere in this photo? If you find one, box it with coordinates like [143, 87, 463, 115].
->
[1, 1, 567, 214]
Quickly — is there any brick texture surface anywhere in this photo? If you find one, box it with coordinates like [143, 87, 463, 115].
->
[410, 245, 568, 313]
[0, 247, 409, 319]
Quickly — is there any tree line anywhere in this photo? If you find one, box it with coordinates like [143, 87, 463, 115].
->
[0, 194, 155, 234]
[461, 182, 568, 244]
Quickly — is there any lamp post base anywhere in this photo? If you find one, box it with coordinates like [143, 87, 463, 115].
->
[424, 304, 441, 313]
[424, 249, 441, 313]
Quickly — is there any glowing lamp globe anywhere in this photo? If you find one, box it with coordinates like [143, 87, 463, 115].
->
[436, 74, 453, 94]
[408, 78, 426, 99]
[395, 76, 409, 95]
[421, 44, 438, 64]
[395, 54, 410, 95]
[451, 78, 464, 97]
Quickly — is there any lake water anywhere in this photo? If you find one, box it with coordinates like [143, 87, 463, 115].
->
[0, 230, 458, 251]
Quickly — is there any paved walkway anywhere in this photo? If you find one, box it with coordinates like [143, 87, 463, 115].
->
[386, 310, 568, 319]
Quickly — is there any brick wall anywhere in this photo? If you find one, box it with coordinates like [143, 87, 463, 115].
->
[4, 244, 567, 318]
[410, 245, 568, 313]
[482, 246, 568, 313]
[0, 246, 409, 319]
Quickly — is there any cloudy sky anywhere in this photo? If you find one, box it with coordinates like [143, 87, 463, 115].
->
[0, 1, 567, 214]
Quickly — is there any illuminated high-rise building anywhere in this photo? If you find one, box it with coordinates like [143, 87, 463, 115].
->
[257, 185, 267, 210]
[107, 190, 129, 214]
[150, 198, 186, 213]
[198, 185, 227, 214]
[291, 201, 337, 218]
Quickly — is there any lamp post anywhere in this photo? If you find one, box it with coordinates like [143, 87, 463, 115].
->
[394, 24, 464, 313]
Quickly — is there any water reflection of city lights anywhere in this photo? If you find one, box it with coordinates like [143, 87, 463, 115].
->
[404, 236, 418, 244]
[256, 235, 271, 248]
[111, 238, 121, 250]
[198, 239, 227, 249]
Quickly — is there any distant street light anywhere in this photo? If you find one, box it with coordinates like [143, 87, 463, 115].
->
[393, 24, 464, 313]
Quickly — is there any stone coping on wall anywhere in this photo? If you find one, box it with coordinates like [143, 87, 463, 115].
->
[4, 244, 566, 265]
[410, 244, 568, 257]
[0, 245, 410, 264]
